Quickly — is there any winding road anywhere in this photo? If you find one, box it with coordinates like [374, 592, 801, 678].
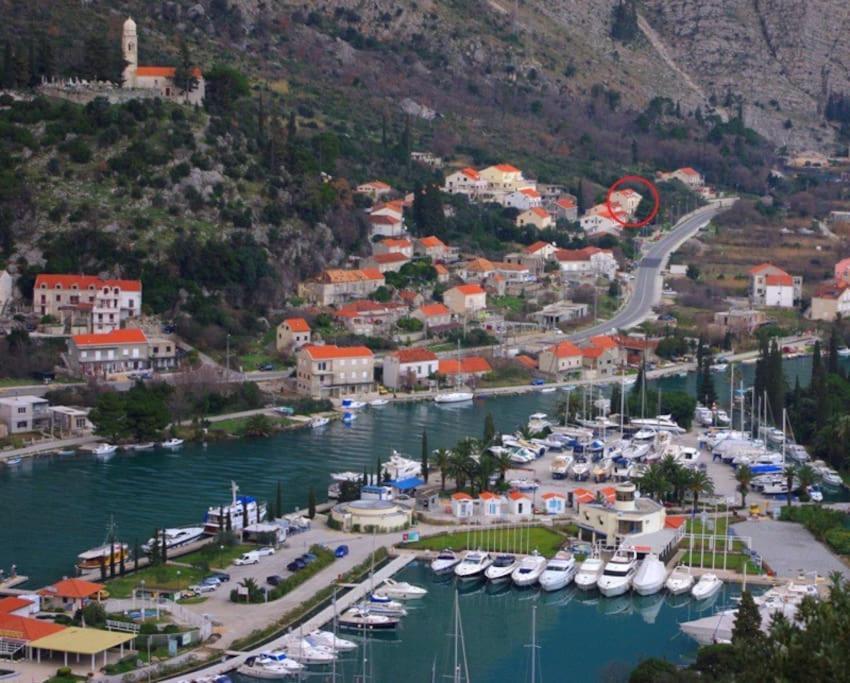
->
[566, 199, 735, 344]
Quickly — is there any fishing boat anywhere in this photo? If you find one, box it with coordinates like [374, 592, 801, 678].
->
[665, 565, 695, 595]
[202, 481, 267, 535]
[454, 550, 493, 579]
[511, 551, 547, 587]
[484, 554, 520, 582]
[575, 554, 605, 591]
[369, 398, 389, 407]
[141, 526, 205, 554]
[691, 573, 723, 600]
[631, 553, 667, 596]
[160, 438, 184, 449]
[309, 416, 330, 428]
[430, 549, 462, 574]
[338, 607, 399, 631]
[539, 551, 577, 592]
[550, 455, 573, 480]
[597, 548, 638, 597]
[374, 578, 427, 600]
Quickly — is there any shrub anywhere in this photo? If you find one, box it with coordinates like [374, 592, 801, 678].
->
[62, 137, 93, 164]
[824, 527, 850, 555]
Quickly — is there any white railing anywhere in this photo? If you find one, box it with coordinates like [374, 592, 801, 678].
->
[106, 598, 212, 640]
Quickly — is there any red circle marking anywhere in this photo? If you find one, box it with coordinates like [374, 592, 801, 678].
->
[605, 175, 660, 229]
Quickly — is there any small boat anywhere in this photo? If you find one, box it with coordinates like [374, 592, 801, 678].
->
[434, 391, 474, 404]
[539, 387, 557, 394]
[310, 417, 330, 428]
[369, 398, 389, 407]
[455, 551, 493, 579]
[160, 438, 184, 449]
[142, 526, 205, 554]
[280, 639, 336, 664]
[575, 554, 605, 591]
[484, 554, 520, 582]
[838, 347, 850, 357]
[4, 457, 23, 466]
[710, 363, 728, 372]
[57, 449, 77, 456]
[597, 548, 638, 597]
[126, 442, 155, 451]
[820, 468, 843, 488]
[691, 573, 723, 600]
[331, 471, 362, 483]
[539, 551, 577, 592]
[341, 398, 367, 409]
[807, 485, 824, 502]
[431, 549, 462, 574]
[665, 565, 695, 595]
[569, 458, 591, 481]
[632, 553, 667, 596]
[338, 607, 399, 631]
[375, 578, 427, 600]
[511, 551, 547, 587]
[93, 443, 118, 457]
[509, 479, 539, 491]
[307, 630, 357, 652]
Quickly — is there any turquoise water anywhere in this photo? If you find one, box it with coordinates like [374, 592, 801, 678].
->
[232, 561, 751, 683]
[0, 355, 826, 586]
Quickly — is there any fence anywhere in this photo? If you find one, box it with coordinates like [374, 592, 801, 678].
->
[106, 598, 212, 640]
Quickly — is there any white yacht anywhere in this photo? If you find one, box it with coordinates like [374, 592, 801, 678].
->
[631, 553, 667, 596]
[550, 455, 573, 479]
[341, 398, 367, 409]
[597, 548, 638, 597]
[142, 526, 205, 554]
[357, 598, 407, 618]
[454, 551, 493, 579]
[203, 481, 267, 535]
[338, 607, 399, 631]
[160, 438, 184, 449]
[369, 398, 389, 407]
[691, 573, 723, 600]
[484, 554, 520, 582]
[93, 443, 118, 457]
[239, 651, 303, 678]
[430, 549, 462, 574]
[309, 416, 330, 428]
[382, 451, 422, 480]
[539, 551, 577, 592]
[511, 551, 547, 587]
[307, 630, 357, 652]
[629, 415, 685, 434]
[575, 555, 605, 591]
[281, 638, 336, 664]
[330, 471, 362, 483]
[569, 458, 591, 481]
[665, 565, 695, 595]
[375, 578, 427, 600]
[434, 391, 474, 404]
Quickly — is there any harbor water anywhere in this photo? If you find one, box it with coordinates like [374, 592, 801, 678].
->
[0, 354, 833, 586]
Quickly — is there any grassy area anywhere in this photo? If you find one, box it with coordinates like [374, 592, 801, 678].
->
[176, 595, 208, 605]
[489, 295, 525, 313]
[404, 526, 565, 558]
[681, 551, 763, 575]
[106, 564, 207, 599]
[179, 543, 253, 570]
[477, 364, 534, 388]
[686, 516, 730, 536]
[207, 415, 293, 436]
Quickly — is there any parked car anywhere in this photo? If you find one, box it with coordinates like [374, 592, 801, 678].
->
[275, 406, 295, 416]
[301, 552, 317, 563]
[210, 571, 231, 582]
[201, 576, 222, 586]
[256, 547, 276, 557]
[334, 545, 349, 558]
[287, 558, 307, 572]
[266, 575, 284, 586]
[259, 363, 275, 371]
[189, 583, 217, 594]
[234, 551, 261, 566]
[530, 378, 545, 386]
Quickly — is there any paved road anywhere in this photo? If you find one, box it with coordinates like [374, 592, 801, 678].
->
[566, 200, 735, 344]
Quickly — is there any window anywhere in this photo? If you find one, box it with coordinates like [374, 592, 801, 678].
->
[17, 407, 26, 414]
[55, 294, 61, 302]
[80, 351, 87, 359]
[16, 421, 27, 429]
[132, 348, 139, 359]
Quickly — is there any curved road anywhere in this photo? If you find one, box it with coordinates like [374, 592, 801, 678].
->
[566, 199, 735, 344]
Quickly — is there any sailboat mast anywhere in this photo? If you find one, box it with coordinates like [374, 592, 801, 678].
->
[530, 605, 537, 683]
[729, 363, 734, 429]
[739, 379, 744, 433]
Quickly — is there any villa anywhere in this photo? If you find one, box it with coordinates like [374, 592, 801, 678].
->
[295, 344, 375, 398]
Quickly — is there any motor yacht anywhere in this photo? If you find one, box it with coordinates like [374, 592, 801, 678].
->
[665, 565, 695, 595]
[511, 551, 547, 587]
[307, 630, 357, 652]
[280, 638, 336, 664]
[76, 542, 128, 570]
[160, 438, 184, 449]
[434, 391, 474, 404]
[691, 573, 723, 600]
[597, 548, 638, 597]
[630, 415, 685, 434]
[239, 651, 303, 678]
[484, 554, 520, 582]
[454, 551, 493, 579]
[369, 398, 389, 407]
[539, 551, 577, 592]
[575, 554, 605, 591]
[357, 598, 407, 618]
[338, 607, 399, 631]
[807, 485, 824, 502]
[202, 481, 267, 535]
[375, 578, 427, 600]
[430, 549, 461, 574]
[142, 526, 205, 554]
[93, 443, 118, 457]
[631, 553, 667, 596]
[592, 459, 614, 482]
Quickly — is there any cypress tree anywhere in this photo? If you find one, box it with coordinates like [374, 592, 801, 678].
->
[161, 528, 168, 563]
[109, 542, 116, 578]
[133, 540, 140, 571]
[242, 502, 248, 531]
[631, 361, 645, 399]
[362, 464, 369, 486]
[811, 340, 824, 389]
[119, 548, 126, 576]
[421, 431, 430, 482]
[307, 487, 316, 519]
[483, 413, 496, 445]
[732, 590, 764, 647]
[99, 556, 106, 581]
[610, 383, 622, 417]
[225, 511, 232, 533]
[828, 324, 840, 376]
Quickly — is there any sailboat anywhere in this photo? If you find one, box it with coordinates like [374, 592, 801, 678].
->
[435, 340, 474, 403]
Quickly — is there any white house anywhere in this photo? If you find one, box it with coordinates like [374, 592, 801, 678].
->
[373, 238, 414, 259]
[610, 189, 642, 215]
[451, 492, 475, 519]
[504, 188, 543, 211]
[555, 247, 618, 280]
[356, 180, 393, 199]
[507, 491, 533, 518]
[443, 168, 487, 197]
[444, 284, 487, 316]
[478, 492, 506, 519]
[382, 348, 439, 390]
[749, 263, 802, 308]
[542, 492, 567, 515]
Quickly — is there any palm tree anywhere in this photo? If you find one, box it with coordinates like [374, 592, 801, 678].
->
[796, 464, 817, 502]
[637, 463, 669, 502]
[783, 464, 798, 508]
[476, 454, 497, 493]
[434, 448, 450, 491]
[686, 469, 715, 513]
[736, 465, 754, 509]
[669, 465, 693, 507]
[492, 450, 513, 484]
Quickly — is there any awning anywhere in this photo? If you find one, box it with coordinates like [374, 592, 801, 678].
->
[30, 627, 134, 655]
[390, 477, 425, 491]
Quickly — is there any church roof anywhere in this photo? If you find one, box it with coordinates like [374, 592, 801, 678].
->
[136, 66, 203, 79]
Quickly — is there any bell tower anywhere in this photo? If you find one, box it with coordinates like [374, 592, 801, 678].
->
[122, 17, 138, 87]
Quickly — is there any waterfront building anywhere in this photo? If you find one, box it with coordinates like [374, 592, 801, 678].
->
[574, 483, 669, 548]
[437, 356, 492, 384]
[580, 335, 623, 377]
[295, 344, 375, 398]
[537, 341, 583, 378]
[712, 308, 767, 335]
[33, 274, 142, 334]
[0, 395, 50, 434]
[49, 406, 90, 437]
[39, 578, 105, 614]
[276, 318, 312, 351]
[66, 329, 150, 378]
[329, 499, 412, 532]
[507, 491, 533, 518]
[383, 348, 439, 390]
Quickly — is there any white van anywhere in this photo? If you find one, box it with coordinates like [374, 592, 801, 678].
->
[234, 551, 261, 566]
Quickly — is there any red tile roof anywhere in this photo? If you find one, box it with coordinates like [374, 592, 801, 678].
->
[72, 328, 147, 347]
[394, 348, 438, 363]
[301, 344, 373, 360]
[418, 236, 446, 249]
[478, 491, 500, 500]
[438, 356, 492, 375]
[515, 354, 537, 369]
[519, 188, 541, 198]
[555, 246, 609, 262]
[359, 180, 391, 189]
[678, 167, 699, 176]
[542, 492, 566, 499]
[749, 262, 785, 276]
[452, 492, 473, 501]
[765, 273, 793, 286]
[0, 597, 33, 614]
[371, 252, 409, 264]
[589, 335, 618, 350]
[136, 66, 202, 78]
[556, 198, 576, 208]
[508, 490, 529, 500]
[523, 241, 552, 254]
[494, 164, 520, 173]
[35, 274, 142, 292]
[451, 284, 486, 296]
[551, 341, 582, 358]
[527, 207, 550, 218]
[434, 264, 449, 275]
[380, 238, 412, 248]
[43, 578, 105, 599]
[368, 214, 402, 225]
[284, 318, 310, 333]
[418, 303, 450, 317]
[665, 515, 687, 529]
[460, 167, 480, 180]
[0, 614, 65, 641]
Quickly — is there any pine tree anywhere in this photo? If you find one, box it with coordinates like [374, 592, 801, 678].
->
[173, 38, 199, 101]
[307, 487, 316, 519]
[732, 590, 764, 647]
[812, 340, 824, 388]
[421, 431, 430, 482]
[828, 324, 840, 376]
[483, 413, 496, 445]
[397, 115, 411, 162]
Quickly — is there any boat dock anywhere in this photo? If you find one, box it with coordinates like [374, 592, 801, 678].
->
[0, 575, 31, 596]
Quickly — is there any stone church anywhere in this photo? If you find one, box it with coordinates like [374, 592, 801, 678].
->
[121, 17, 205, 105]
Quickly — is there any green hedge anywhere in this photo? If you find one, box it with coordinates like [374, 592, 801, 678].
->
[230, 545, 335, 604]
[781, 505, 850, 554]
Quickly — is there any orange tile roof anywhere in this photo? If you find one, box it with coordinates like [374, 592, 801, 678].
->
[589, 335, 618, 350]
[0, 614, 66, 641]
[507, 490, 529, 500]
[360, 180, 391, 190]
[44, 578, 105, 599]
[372, 252, 409, 264]
[451, 284, 486, 296]
[478, 491, 500, 500]
[0, 597, 32, 614]
[614, 188, 640, 197]
[380, 238, 412, 248]
[555, 246, 608, 262]
[678, 167, 699, 176]
[573, 488, 594, 504]
[765, 273, 793, 286]
[665, 515, 687, 529]
[35, 274, 142, 292]
[418, 236, 446, 249]
[542, 492, 566, 499]
[528, 207, 550, 218]
[394, 348, 438, 363]
[493, 261, 529, 272]
[302, 344, 373, 360]
[519, 188, 541, 198]
[418, 303, 451, 317]
[515, 354, 537, 369]
[72, 329, 147, 347]
[460, 167, 480, 180]
[439, 356, 492, 375]
[495, 164, 520, 173]
[556, 198, 576, 208]
[434, 264, 449, 275]
[136, 66, 202, 78]
[452, 492, 473, 501]
[463, 258, 494, 273]
[749, 262, 781, 275]
[368, 214, 401, 225]
[319, 268, 384, 283]
[551, 341, 582, 358]
[284, 318, 310, 333]
[523, 241, 552, 254]
[335, 300, 404, 318]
